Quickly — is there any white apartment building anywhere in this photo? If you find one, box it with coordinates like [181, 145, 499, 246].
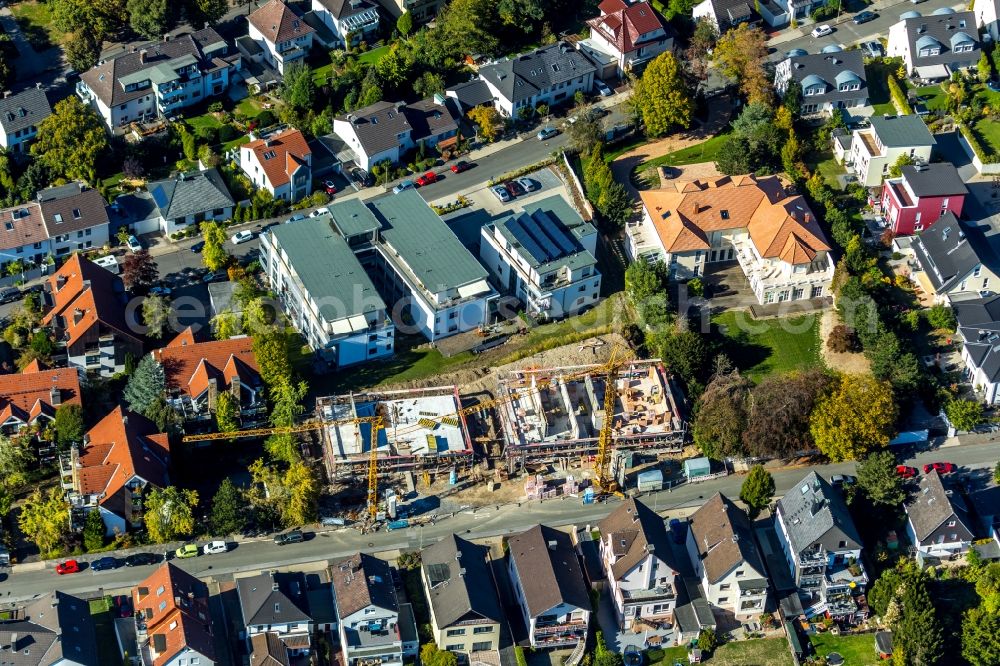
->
[478, 42, 597, 117]
[332, 553, 408, 666]
[311, 0, 381, 47]
[247, 0, 315, 75]
[239, 127, 313, 203]
[841, 114, 937, 187]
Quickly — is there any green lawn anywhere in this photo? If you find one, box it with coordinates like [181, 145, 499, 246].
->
[186, 114, 224, 132]
[710, 638, 794, 666]
[805, 148, 846, 187]
[809, 633, 880, 665]
[866, 60, 898, 116]
[236, 96, 266, 120]
[9, 0, 64, 50]
[90, 597, 124, 666]
[638, 132, 730, 171]
[712, 311, 822, 381]
[357, 44, 390, 65]
[974, 117, 1000, 156]
[913, 84, 948, 113]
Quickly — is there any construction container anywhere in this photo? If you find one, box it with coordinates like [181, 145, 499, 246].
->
[637, 469, 664, 492]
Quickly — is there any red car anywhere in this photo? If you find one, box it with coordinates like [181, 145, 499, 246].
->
[415, 171, 438, 187]
[451, 161, 471, 173]
[923, 462, 957, 475]
[896, 465, 918, 479]
[56, 560, 80, 575]
[113, 594, 132, 618]
[323, 180, 338, 195]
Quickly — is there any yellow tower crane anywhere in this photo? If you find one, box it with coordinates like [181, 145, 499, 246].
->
[593, 346, 627, 494]
[367, 416, 383, 519]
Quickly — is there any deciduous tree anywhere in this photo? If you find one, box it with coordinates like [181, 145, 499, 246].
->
[124, 356, 166, 416]
[894, 571, 944, 665]
[31, 97, 107, 184]
[200, 221, 230, 272]
[740, 465, 774, 517]
[190, 0, 229, 25]
[421, 643, 459, 666]
[280, 63, 316, 113]
[18, 487, 68, 557]
[214, 390, 239, 434]
[212, 310, 241, 340]
[856, 450, 905, 507]
[713, 24, 771, 106]
[144, 486, 198, 543]
[396, 11, 414, 36]
[83, 507, 105, 551]
[128, 0, 174, 39]
[467, 106, 502, 143]
[810, 374, 897, 462]
[0, 435, 32, 488]
[53, 404, 85, 450]
[632, 52, 693, 137]
[963, 607, 1000, 666]
[209, 478, 247, 536]
[743, 369, 831, 458]
[64, 30, 101, 74]
[658, 328, 713, 395]
[122, 250, 159, 293]
[142, 294, 171, 339]
[693, 368, 751, 459]
[945, 398, 984, 431]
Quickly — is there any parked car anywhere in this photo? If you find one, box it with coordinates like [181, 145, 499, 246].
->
[451, 161, 472, 173]
[231, 230, 254, 245]
[896, 465, 918, 479]
[202, 540, 228, 555]
[90, 556, 119, 572]
[273, 529, 304, 545]
[923, 462, 956, 475]
[491, 185, 513, 203]
[861, 41, 884, 58]
[537, 126, 559, 140]
[853, 10, 876, 24]
[149, 286, 172, 296]
[516, 177, 539, 192]
[190, 240, 205, 253]
[505, 180, 526, 198]
[175, 544, 199, 559]
[351, 168, 374, 187]
[309, 207, 330, 218]
[669, 518, 686, 545]
[393, 180, 415, 194]
[286, 213, 307, 224]
[112, 594, 132, 618]
[323, 180, 338, 195]
[595, 80, 613, 97]
[56, 560, 80, 575]
[416, 171, 438, 187]
[831, 474, 856, 488]
[124, 552, 159, 567]
[202, 271, 224, 284]
[126, 235, 143, 253]
[0, 288, 20, 305]
[811, 24, 833, 37]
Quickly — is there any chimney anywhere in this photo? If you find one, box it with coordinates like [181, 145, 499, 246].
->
[56, 275, 66, 291]
[207, 377, 218, 411]
[50, 387, 62, 406]
[10, 634, 17, 651]
[139, 49, 147, 64]
[547, 540, 558, 550]
[72, 308, 84, 325]
[804, 213, 812, 223]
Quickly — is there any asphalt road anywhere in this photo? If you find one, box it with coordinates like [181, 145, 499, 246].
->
[768, 0, 966, 61]
[4, 439, 997, 605]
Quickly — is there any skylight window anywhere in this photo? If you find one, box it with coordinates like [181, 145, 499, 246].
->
[263, 150, 277, 160]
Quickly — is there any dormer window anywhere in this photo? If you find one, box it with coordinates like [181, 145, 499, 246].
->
[72, 208, 81, 219]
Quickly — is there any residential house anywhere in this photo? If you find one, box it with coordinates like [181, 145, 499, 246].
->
[421, 534, 503, 654]
[311, 0, 381, 47]
[879, 162, 967, 235]
[0, 591, 100, 666]
[887, 10, 981, 81]
[0, 202, 49, 274]
[905, 470, 975, 558]
[260, 212, 395, 367]
[478, 42, 597, 117]
[597, 498, 679, 630]
[38, 182, 111, 258]
[480, 195, 601, 320]
[136, 169, 235, 236]
[949, 293, 1000, 402]
[238, 570, 314, 658]
[841, 114, 937, 187]
[507, 525, 591, 649]
[130, 563, 216, 666]
[77, 28, 241, 133]
[691, 0, 760, 34]
[0, 359, 82, 435]
[968, 484, 1000, 536]
[250, 633, 292, 666]
[443, 79, 495, 116]
[332, 98, 458, 171]
[0, 87, 51, 153]
[774, 472, 868, 620]
[61, 407, 170, 536]
[910, 213, 999, 302]
[580, 0, 674, 78]
[41, 254, 143, 376]
[239, 127, 313, 203]
[331, 553, 410, 666]
[151, 328, 265, 425]
[375, 0, 443, 24]
[773, 47, 868, 115]
[974, 0, 1000, 40]
[685, 493, 769, 618]
[248, 0, 316, 75]
[632, 175, 834, 305]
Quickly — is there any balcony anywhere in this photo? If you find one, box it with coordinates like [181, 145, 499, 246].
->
[621, 586, 676, 603]
[733, 238, 833, 296]
[76, 81, 93, 102]
[534, 619, 587, 634]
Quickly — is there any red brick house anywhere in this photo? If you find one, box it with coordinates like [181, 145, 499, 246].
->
[880, 163, 967, 236]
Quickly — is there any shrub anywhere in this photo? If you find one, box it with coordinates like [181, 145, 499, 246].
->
[926, 303, 957, 331]
[827, 324, 860, 353]
[687, 277, 704, 297]
[959, 122, 1000, 164]
[218, 124, 238, 144]
[514, 647, 528, 666]
[195, 125, 218, 145]
[207, 101, 224, 113]
[256, 110, 276, 128]
[887, 75, 913, 115]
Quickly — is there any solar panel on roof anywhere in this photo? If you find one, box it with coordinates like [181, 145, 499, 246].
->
[533, 209, 577, 256]
[518, 214, 562, 260]
[506, 215, 551, 263]
[150, 186, 169, 210]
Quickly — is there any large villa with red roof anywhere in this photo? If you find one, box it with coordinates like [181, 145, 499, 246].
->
[629, 174, 835, 305]
[151, 328, 265, 426]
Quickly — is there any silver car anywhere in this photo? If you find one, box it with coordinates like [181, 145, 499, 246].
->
[491, 185, 513, 202]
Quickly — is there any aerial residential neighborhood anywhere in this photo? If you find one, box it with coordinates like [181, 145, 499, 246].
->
[1, 0, 1000, 664]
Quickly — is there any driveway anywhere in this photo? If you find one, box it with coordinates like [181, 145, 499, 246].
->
[0, 4, 61, 82]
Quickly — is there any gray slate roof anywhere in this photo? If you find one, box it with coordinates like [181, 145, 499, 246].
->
[479, 42, 596, 104]
[495, 195, 597, 273]
[868, 114, 937, 148]
[314, 0, 378, 20]
[905, 470, 973, 541]
[237, 571, 312, 628]
[445, 79, 494, 111]
[370, 190, 489, 292]
[688, 492, 766, 584]
[508, 524, 590, 617]
[701, 0, 759, 30]
[912, 213, 993, 292]
[0, 591, 100, 666]
[898, 163, 967, 198]
[775, 472, 862, 556]
[897, 11, 980, 68]
[331, 552, 399, 619]
[0, 87, 51, 136]
[147, 168, 234, 222]
[781, 49, 867, 105]
[421, 533, 503, 628]
[953, 293, 1000, 381]
[337, 98, 456, 157]
[38, 182, 110, 236]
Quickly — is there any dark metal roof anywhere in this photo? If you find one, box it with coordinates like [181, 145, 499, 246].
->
[237, 571, 312, 628]
[146, 168, 234, 222]
[775, 472, 862, 556]
[898, 11, 981, 69]
[508, 524, 591, 617]
[478, 42, 597, 104]
[912, 213, 993, 292]
[0, 87, 51, 135]
[782, 49, 868, 106]
[421, 533, 503, 628]
[898, 163, 967, 198]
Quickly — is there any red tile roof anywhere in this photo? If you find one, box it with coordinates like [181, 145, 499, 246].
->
[75, 407, 170, 513]
[588, 0, 666, 55]
[133, 563, 216, 666]
[242, 128, 311, 190]
[0, 361, 81, 427]
[248, 0, 315, 45]
[151, 328, 260, 399]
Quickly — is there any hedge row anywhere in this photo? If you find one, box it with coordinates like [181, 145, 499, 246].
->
[959, 122, 1000, 164]
[887, 75, 913, 115]
[487, 156, 558, 185]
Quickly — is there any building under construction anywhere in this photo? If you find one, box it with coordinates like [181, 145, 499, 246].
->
[497, 359, 686, 458]
[317, 386, 474, 479]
